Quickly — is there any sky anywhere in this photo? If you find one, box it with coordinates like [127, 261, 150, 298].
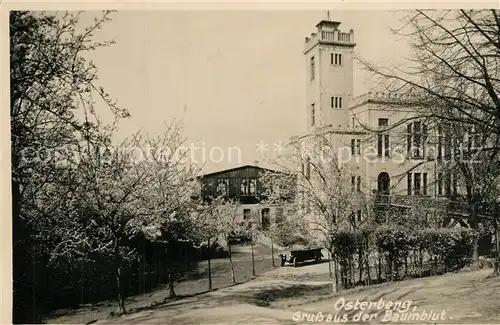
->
[84, 10, 410, 173]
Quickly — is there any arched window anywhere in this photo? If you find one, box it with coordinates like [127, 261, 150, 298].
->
[377, 172, 390, 195]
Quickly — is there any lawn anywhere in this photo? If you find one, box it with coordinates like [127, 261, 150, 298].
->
[43, 244, 277, 324]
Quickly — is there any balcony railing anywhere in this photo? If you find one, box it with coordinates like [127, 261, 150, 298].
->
[374, 194, 469, 213]
[319, 30, 352, 43]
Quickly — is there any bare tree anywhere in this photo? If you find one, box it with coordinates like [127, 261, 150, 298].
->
[358, 9, 500, 263]
[264, 133, 373, 292]
[207, 196, 242, 284]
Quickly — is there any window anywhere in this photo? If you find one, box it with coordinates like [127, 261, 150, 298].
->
[377, 134, 390, 157]
[378, 118, 389, 127]
[445, 173, 451, 196]
[350, 139, 361, 156]
[452, 173, 458, 195]
[356, 210, 362, 222]
[438, 173, 443, 196]
[243, 209, 251, 220]
[240, 178, 257, 195]
[377, 119, 390, 157]
[407, 172, 427, 195]
[261, 208, 270, 230]
[414, 173, 421, 195]
[377, 134, 383, 157]
[407, 121, 427, 158]
[276, 207, 284, 223]
[216, 179, 229, 196]
[352, 117, 355, 128]
[407, 173, 412, 196]
[351, 176, 361, 192]
[305, 158, 311, 180]
[384, 134, 390, 157]
[437, 125, 443, 159]
[240, 179, 249, 195]
[413, 121, 421, 158]
[310, 56, 315, 80]
[331, 97, 343, 108]
[332, 53, 342, 65]
[249, 179, 257, 195]
[311, 103, 315, 126]
[423, 173, 428, 196]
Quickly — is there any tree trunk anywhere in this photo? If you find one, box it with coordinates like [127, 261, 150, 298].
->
[387, 256, 393, 281]
[495, 217, 500, 276]
[251, 240, 256, 277]
[207, 237, 213, 290]
[228, 243, 236, 284]
[271, 242, 275, 267]
[334, 258, 340, 292]
[418, 248, 424, 276]
[377, 251, 382, 283]
[471, 204, 480, 263]
[12, 179, 38, 323]
[358, 248, 363, 284]
[328, 251, 333, 279]
[365, 249, 371, 286]
[168, 273, 176, 298]
[349, 256, 354, 287]
[114, 238, 126, 314]
[404, 255, 408, 278]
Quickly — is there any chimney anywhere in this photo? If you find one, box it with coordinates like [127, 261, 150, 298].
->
[254, 160, 259, 167]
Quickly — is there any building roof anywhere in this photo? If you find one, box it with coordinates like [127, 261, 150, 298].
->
[315, 20, 341, 29]
[197, 164, 280, 178]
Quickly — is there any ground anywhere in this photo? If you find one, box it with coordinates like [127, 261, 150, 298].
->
[44, 246, 500, 324]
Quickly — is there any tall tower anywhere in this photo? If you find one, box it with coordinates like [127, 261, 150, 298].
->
[304, 19, 356, 132]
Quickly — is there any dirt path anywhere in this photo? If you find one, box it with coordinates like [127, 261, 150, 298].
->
[96, 268, 500, 324]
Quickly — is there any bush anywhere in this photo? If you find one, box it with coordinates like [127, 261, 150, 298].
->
[327, 224, 477, 286]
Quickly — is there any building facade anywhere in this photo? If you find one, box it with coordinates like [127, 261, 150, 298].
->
[198, 165, 293, 229]
[297, 19, 471, 228]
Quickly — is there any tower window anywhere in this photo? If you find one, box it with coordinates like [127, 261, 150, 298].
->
[311, 103, 315, 126]
[331, 96, 343, 108]
[310, 56, 315, 80]
[332, 53, 342, 65]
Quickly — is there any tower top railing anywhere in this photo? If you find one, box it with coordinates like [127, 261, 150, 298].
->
[304, 20, 355, 52]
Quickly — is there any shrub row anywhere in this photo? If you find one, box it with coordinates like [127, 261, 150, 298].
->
[330, 226, 476, 287]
